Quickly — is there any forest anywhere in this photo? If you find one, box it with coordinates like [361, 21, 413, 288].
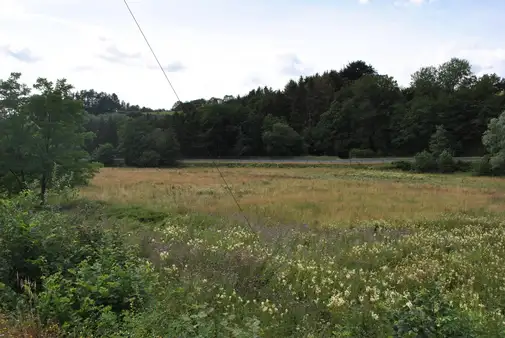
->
[79, 57, 505, 167]
[2, 56, 505, 172]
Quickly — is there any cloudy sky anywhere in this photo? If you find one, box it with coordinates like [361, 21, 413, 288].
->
[1, 0, 504, 109]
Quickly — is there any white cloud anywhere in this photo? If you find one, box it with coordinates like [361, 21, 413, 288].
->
[0, 0, 503, 109]
[457, 48, 505, 76]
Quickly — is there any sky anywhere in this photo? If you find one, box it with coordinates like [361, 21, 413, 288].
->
[1, 0, 504, 109]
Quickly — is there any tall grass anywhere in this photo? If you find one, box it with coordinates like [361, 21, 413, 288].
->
[82, 167, 505, 226]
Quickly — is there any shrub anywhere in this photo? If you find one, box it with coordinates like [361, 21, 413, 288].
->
[92, 143, 116, 167]
[138, 150, 161, 167]
[437, 150, 455, 173]
[413, 151, 437, 173]
[36, 247, 156, 336]
[0, 187, 157, 336]
[262, 123, 306, 156]
[429, 125, 452, 158]
[482, 110, 505, 173]
[391, 285, 480, 337]
[349, 148, 376, 158]
[473, 155, 494, 176]
[454, 160, 473, 172]
[391, 160, 412, 171]
[0, 190, 95, 295]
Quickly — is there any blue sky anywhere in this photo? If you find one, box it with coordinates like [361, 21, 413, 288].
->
[1, 0, 504, 109]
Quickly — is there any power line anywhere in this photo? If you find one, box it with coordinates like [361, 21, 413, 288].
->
[121, 0, 257, 237]
[122, 0, 180, 103]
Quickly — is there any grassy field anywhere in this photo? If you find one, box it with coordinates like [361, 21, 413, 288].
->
[82, 166, 505, 226]
[76, 166, 505, 336]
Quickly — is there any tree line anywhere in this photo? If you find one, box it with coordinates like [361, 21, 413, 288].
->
[82, 57, 505, 165]
[1, 56, 505, 196]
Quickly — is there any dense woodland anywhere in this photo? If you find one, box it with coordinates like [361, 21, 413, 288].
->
[80, 57, 505, 165]
[2, 56, 505, 172]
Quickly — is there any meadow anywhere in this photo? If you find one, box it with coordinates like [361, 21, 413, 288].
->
[82, 166, 505, 226]
[75, 166, 505, 336]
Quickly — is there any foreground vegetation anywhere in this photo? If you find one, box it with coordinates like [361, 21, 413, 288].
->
[2, 167, 505, 336]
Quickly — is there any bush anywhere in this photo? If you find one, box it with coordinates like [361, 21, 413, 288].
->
[455, 160, 473, 172]
[413, 151, 437, 173]
[92, 143, 116, 166]
[349, 148, 376, 158]
[437, 150, 455, 173]
[0, 190, 97, 294]
[391, 160, 412, 171]
[0, 188, 157, 336]
[473, 155, 494, 176]
[262, 123, 306, 156]
[429, 125, 452, 158]
[138, 150, 161, 167]
[482, 111, 505, 173]
[36, 247, 156, 335]
[391, 285, 480, 337]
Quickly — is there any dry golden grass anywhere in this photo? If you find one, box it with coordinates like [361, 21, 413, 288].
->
[81, 167, 505, 226]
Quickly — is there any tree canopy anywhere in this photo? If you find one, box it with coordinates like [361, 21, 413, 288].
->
[0, 74, 98, 201]
[78, 56, 504, 161]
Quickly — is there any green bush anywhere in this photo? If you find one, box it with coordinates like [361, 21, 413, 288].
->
[429, 125, 452, 158]
[0, 187, 157, 336]
[92, 143, 117, 166]
[138, 150, 161, 167]
[482, 111, 505, 173]
[413, 150, 437, 173]
[36, 247, 156, 335]
[391, 160, 412, 171]
[262, 123, 306, 156]
[349, 148, 376, 158]
[0, 190, 97, 295]
[473, 155, 494, 176]
[437, 150, 456, 173]
[391, 285, 481, 337]
[455, 160, 473, 172]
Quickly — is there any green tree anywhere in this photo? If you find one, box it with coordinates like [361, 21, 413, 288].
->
[92, 143, 116, 166]
[0, 73, 32, 194]
[234, 112, 263, 156]
[482, 110, 505, 173]
[437, 150, 456, 173]
[262, 122, 305, 156]
[147, 127, 180, 166]
[0, 74, 97, 201]
[198, 103, 246, 157]
[119, 116, 180, 167]
[437, 58, 475, 92]
[26, 78, 97, 202]
[429, 125, 451, 157]
[119, 116, 152, 166]
[413, 150, 437, 173]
